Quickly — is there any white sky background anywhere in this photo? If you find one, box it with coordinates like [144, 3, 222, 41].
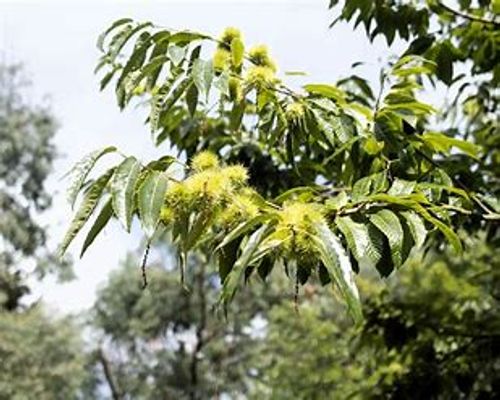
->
[0, 0, 403, 314]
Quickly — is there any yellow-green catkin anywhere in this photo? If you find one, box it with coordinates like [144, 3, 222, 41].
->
[160, 206, 175, 225]
[214, 27, 243, 72]
[245, 66, 277, 89]
[228, 77, 242, 101]
[213, 48, 231, 72]
[219, 27, 242, 49]
[248, 45, 277, 71]
[285, 102, 306, 125]
[191, 151, 219, 172]
[218, 191, 259, 227]
[276, 202, 325, 256]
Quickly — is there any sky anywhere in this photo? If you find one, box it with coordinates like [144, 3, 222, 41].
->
[0, 0, 401, 314]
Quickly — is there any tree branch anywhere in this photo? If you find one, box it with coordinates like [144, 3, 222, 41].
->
[437, 1, 500, 27]
[97, 348, 123, 400]
[189, 259, 208, 400]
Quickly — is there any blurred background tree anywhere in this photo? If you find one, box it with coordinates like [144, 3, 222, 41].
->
[0, 63, 89, 399]
[88, 243, 295, 399]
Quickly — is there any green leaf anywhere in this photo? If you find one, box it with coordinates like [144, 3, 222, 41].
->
[369, 209, 404, 268]
[80, 198, 113, 258]
[336, 216, 381, 265]
[231, 38, 244, 68]
[111, 156, 142, 232]
[138, 171, 169, 238]
[218, 238, 241, 283]
[388, 178, 416, 196]
[122, 55, 168, 101]
[108, 22, 153, 62]
[168, 45, 186, 66]
[185, 210, 214, 251]
[352, 179, 371, 202]
[403, 35, 435, 56]
[169, 31, 209, 44]
[97, 18, 133, 52]
[400, 211, 427, 249]
[216, 215, 269, 251]
[214, 70, 230, 95]
[192, 59, 213, 100]
[185, 82, 199, 116]
[59, 168, 115, 257]
[115, 32, 152, 108]
[367, 193, 461, 253]
[303, 84, 346, 102]
[99, 66, 120, 91]
[435, 41, 454, 85]
[421, 132, 481, 158]
[66, 146, 117, 209]
[273, 186, 318, 204]
[220, 224, 269, 304]
[312, 221, 362, 324]
[411, 204, 462, 253]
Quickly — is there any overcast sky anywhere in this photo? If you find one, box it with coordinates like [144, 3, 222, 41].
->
[0, 0, 401, 314]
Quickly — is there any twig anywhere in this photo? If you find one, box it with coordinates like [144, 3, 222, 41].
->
[437, 1, 500, 27]
[97, 348, 123, 400]
[141, 241, 151, 288]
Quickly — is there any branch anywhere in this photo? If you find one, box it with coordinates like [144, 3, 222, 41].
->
[437, 1, 500, 27]
[189, 260, 208, 400]
[97, 348, 123, 400]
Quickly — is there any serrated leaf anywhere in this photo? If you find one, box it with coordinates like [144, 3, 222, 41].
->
[192, 59, 213, 100]
[435, 41, 454, 85]
[168, 45, 186, 66]
[220, 224, 269, 304]
[410, 203, 462, 252]
[336, 217, 366, 262]
[108, 22, 153, 62]
[80, 198, 113, 258]
[388, 178, 416, 195]
[185, 210, 214, 251]
[214, 70, 230, 95]
[169, 31, 209, 44]
[216, 215, 269, 251]
[218, 238, 241, 283]
[115, 32, 152, 108]
[138, 171, 169, 238]
[400, 211, 427, 249]
[111, 156, 142, 232]
[273, 186, 318, 204]
[185, 82, 198, 116]
[312, 221, 362, 324]
[304, 84, 346, 102]
[97, 18, 133, 52]
[352, 176, 372, 201]
[66, 146, 117, 209]
[59, 168, 115, 257]
[369, 209, 404, 268]
[231, 38, 244, 68]
[421, 131, 480, 158]
[123, 56, 168, 101]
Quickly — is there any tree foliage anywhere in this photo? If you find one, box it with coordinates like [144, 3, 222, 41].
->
[59, 10, 496, 321]
[89, 248, 286, 399]
[0, 62, 88, 399]
[0, 306, 87, 400]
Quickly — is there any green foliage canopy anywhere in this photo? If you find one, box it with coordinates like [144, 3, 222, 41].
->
[60, 11, 496, 322]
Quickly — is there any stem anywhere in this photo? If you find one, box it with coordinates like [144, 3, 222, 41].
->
[294, 269, 300, 314]
[141, 241, 151, 289]
[97, 348, 123, 400]
[437, 1, 500, 27]
[189, 259, 208, 400]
